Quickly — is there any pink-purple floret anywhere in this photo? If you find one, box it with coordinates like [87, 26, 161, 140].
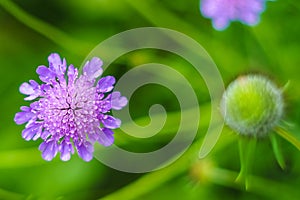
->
[14, 53, 127, 162]
[200, 0, 266, 30]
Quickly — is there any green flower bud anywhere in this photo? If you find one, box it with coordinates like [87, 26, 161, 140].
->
[220, 74, 284, 137]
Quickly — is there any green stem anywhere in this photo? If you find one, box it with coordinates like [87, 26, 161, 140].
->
[236, 137, 256, 189]
[275, 126, 300, 151]
[0, 0, 93, 55]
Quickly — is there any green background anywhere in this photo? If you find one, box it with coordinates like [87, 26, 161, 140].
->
[0, 0, 300, 199]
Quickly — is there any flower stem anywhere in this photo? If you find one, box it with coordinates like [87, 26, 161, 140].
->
[236, 137, 256, 190]
[0, 0, 93, 55]
[275, 126, 300, 151]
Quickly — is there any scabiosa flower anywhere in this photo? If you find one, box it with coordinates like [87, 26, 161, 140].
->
[219, 74, 285, 187]
[200, 0, 266, 30]
[14, 53, 128, 162]
[220, 74, 283, 137]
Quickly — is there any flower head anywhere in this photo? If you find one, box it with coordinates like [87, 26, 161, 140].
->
[200, 0, 266, 30]
[14, 53, 127, 161]
[220, 74, 284, 137]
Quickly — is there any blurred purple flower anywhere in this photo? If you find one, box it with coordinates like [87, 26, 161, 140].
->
[14, 53, 127, 162]
[200, 0, 266, 30]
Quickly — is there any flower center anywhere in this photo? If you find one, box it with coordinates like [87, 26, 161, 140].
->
[37, 77, 98, 141]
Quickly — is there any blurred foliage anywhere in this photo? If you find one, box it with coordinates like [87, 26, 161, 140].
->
[0, 0, 300, 199]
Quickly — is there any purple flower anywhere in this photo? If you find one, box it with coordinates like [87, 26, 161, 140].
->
[200, 0, 266, 30]
[14, 53, 127, 162]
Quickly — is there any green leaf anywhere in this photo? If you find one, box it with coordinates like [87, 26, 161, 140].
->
[269, 132, 286, 170]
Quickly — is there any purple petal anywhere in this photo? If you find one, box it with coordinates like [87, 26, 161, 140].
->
[19, 82, 34, 95]
[98, 99, 112, 113]
[76, 141, 94, 162]
[67, 65, 78, 85]
[213, 17, 230, 30]
[36, 65, 56, 83]
[88, 132, 99, 144]
[95, 94, 112, 113]
[24, 94, 40, 101]
[41, 130, 51, 140]
[240, 11, 259, 25]
[20, 106, 30, 112]
[29, 80, 39, 88]
[83, 57, 103, 80]
[39, 139, 59, 161]
[102, 115, 121, 129]
[251, 0, 265, 13]
[200, 0, 221, 17]
[19, 80, 41, 100]
[21, 123, 42, 141]
[97, 76, 115, 93]
[14, 109, 35, 125]
[40, 84, 51, 93]
[29, 101, 40, 110]
[111, 92, 128, 110]
[48, 53, 66, 75]
[59, 139, 74, 161]
[97, 128, 114, 146]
